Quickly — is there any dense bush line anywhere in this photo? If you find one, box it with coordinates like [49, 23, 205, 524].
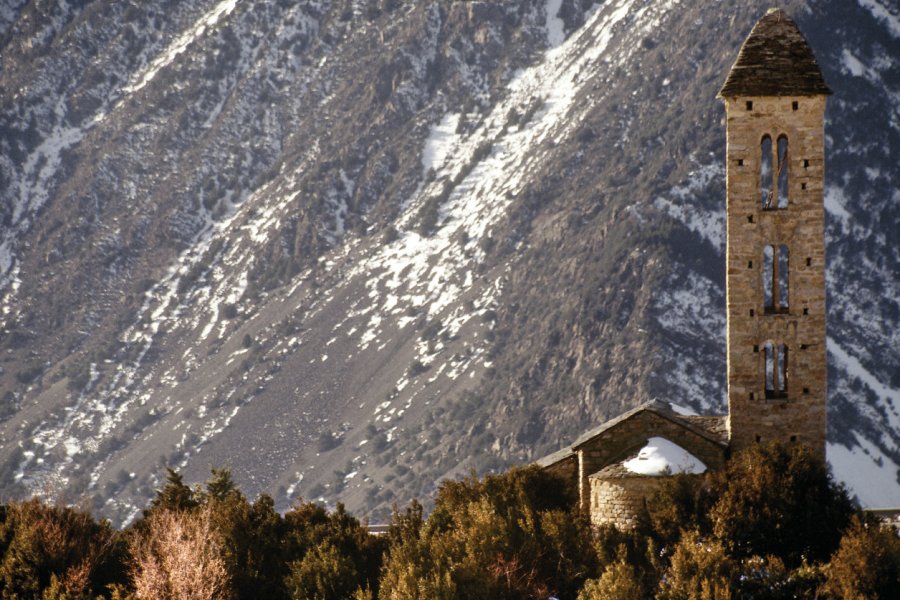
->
[1, 444, 898, 598]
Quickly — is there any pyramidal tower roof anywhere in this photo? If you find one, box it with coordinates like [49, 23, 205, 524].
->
[719, 8, 831, 98]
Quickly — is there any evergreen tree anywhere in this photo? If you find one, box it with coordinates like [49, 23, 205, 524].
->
[147, 468, 198, 515]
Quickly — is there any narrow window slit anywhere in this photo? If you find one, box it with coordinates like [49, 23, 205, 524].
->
[776, 135, 789, 208]
[803, 387, 810, 395]
[803, 308, 809, 315]
[792, 101, 799, 111]
[761, 135, 773, 208]
[748, 260, 753, 268]
[763, 245, 790, 313]
[746, 101, 753, 110]
[748, 215, 754, 223]
[764, 341, 789, 399]
[737, 158, 744, 166]
[806, 257, 811, 266]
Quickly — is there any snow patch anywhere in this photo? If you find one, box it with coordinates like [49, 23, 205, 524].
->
[828, 436, 900, 508]
[123, 0, 239, 95]
[422, 113, 461, 175]
[545, 0, 566, 47]
[858, 0, 900, 39]
[623, 437, 707, 476]
[823, 185, 852, 228]
[654, 163, 725, 250]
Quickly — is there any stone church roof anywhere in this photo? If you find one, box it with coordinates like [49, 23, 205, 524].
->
[718, 8, 831, 98]
[570, 400, 727, 450]
[534, 400, 727, 470]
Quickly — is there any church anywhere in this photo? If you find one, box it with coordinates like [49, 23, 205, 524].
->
[537, 9, 832, 528]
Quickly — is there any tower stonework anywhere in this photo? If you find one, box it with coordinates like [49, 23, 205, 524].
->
[719, 9, 831, 458]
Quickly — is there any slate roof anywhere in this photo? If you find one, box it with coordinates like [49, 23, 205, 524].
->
[571, 400, 727, 450]
[533, 400, 727, 469]
[534, 445, 575, 468]
[719, 8, 831, 98]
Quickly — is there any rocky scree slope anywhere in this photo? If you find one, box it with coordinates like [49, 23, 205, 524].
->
[0, 0, 897, 524]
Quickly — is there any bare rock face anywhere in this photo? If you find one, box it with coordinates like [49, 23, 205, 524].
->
[0, 0, 897, 523]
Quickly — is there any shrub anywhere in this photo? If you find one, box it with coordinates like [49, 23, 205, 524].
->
[578, 557, 645, 600]
[708, 442, 855, 566]
[0, 500, 127, 597]
[657, 531, 736, 600]
[822, 517, 900, 599]
[379, 467, 595, 599]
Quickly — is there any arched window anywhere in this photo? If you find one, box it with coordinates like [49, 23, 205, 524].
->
[763, 245, 789, 313]
[761, 135, 773, 208]
[761, 134, 790, 209]
[777, 135, 789, 208]
[764, 341, 788, 399]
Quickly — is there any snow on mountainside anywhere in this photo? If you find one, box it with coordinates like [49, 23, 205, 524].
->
[0, 0, 897, 524]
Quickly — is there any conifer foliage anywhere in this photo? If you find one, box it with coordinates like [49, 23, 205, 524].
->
[0, 445, 897, 598]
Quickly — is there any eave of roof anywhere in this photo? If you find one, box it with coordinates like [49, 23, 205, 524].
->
[534, 446, 576, 468]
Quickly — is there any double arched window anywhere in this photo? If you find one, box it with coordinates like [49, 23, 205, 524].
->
[761, 134, 789, 209]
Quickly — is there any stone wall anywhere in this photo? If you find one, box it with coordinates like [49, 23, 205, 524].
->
[542, 453, 578, 497]
[589, 475, 664, 529]
[724, 94, 828, 458]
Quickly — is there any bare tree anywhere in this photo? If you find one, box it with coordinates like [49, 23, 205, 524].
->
[130, 506, 233, 599]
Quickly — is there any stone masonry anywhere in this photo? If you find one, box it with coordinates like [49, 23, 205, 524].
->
[589, 473, 665, 529]
[720, 10, 830, 458]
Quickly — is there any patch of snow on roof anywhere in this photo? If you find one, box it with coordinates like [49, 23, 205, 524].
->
[623, 437, 706, 476]
[670, 403, 698, 416]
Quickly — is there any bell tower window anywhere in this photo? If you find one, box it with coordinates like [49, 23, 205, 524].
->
[777, 135, 789, 208]
[763, 245, 789, 313]
[761, 135, 773, 208]
[764, 342, 789, 399]
[761, 134, 790, 209]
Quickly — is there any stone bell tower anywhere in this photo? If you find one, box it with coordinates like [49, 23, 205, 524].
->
[719, 9, 831, 458]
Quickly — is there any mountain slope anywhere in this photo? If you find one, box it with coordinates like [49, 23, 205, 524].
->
[0, 0, 897, 524]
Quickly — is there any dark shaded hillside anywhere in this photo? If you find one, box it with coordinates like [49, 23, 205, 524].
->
[0, 0, 897, 523]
